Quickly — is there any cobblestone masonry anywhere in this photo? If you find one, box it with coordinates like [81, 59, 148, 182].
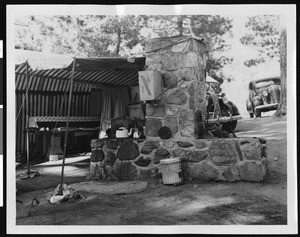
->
[90, 137, 267, 182]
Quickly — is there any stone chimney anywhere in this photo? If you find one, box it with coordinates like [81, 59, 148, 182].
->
[144, 36, 208, 141]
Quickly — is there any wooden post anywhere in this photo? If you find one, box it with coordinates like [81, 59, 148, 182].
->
[59, 58, 76, 195]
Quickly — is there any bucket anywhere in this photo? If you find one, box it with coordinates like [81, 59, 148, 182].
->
[160, 157, 183, 185]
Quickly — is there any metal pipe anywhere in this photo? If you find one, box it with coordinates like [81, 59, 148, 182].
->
[58, 58, 76, 195]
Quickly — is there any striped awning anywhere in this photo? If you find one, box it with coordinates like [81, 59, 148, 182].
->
[15, 49, 146, 92]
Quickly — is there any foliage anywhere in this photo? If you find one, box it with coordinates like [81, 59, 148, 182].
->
[15, 14, 233, 73]
[240, 15, 280, 67]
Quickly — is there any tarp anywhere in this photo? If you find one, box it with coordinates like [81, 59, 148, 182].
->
[15, 49, 73, 70]
[15, 49, 146, 90]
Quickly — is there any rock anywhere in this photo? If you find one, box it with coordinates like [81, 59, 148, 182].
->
[49, 195, 65, 204]
[166, 106, 179, 116]
[184, 52, 199, 68]
[165, 117, 178, 138]
[146, 118, 162, 137]
[163, 140, 175, 148]
[237, 161, 266, 182]
[171, 41, 189, 52]
[166, 88, 188, 105]
[173, 149, 191, 160]
[114, 162, 138, 181]
[179, 110, 194, 137]
[117, 140, 140, 160]
[153, 148, 170, 164]
[209, 140, 239, 166]
[162, 72, 178, 89]
[91, 139, 105, 149]
[49, 184, 84, 204]
[177, 68, 200, 82]
[188, 150, 208, 162]
[104, 151, 116, 166]
[188, 83, 195, 109]
[222, 166, 241, 182]
[195, 140, 206, 149]
[177, 141, 194, 148]
[183, 160, 219, 181]
[135, 156, 152, 167]
[106, 140, 118, 150]
[162, 53, 179, 71]
[90, 149, 105, 162]
[141, 140, 160, 154]
[240, 139, 262, 161]
[146, 103, 165, 117]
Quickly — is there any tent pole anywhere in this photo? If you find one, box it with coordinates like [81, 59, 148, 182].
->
[59, 58, 76, 195]
[26, 62, 30, 174]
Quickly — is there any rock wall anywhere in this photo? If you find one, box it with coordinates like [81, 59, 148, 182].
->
[90, 137, 268, 182]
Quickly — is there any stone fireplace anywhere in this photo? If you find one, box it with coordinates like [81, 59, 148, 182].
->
[90, 36, 268, 183]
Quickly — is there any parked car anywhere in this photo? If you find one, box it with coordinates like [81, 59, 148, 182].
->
[246, 77, 281, 117]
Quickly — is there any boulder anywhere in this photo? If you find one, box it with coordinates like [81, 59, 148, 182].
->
[240, 139, 262, 161]
[221, 166, 241, 182]
[166, 88, 188, 105]
[104, 151, 116, 166]
[106, 140, 118, 150]
[153, 148, 170, 164]
[117, 140, 139, 160]
[146, 103, 165, 117]
[195, 140, 206, 149]
[209, 140, 239, 166]
[141, 140, 160, 154]
[183, 160, 219, 181]
[135, 156, 152, 167]
[237, 161, 266, 182]
[188, 150, 208, 162]
[114, 162, 138, 181]
[146, 118, 162, 137]
[90, 149, 105, 162]
[91, 139, 105, 149]
[177, 141, 194, 148]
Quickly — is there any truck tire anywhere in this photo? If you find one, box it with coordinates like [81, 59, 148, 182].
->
[223, 102, 239, 132]
[255, 109, 261, 118]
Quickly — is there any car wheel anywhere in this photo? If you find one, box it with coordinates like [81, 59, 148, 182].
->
[249, 112, 254, 118]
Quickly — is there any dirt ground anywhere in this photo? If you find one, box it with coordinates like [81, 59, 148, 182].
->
[15, 114, 288, 226]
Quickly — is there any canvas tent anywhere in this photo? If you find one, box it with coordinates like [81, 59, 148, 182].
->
[15, 49, 146, 156]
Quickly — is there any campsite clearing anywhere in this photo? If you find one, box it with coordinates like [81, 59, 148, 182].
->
[15, 115, 288, 226]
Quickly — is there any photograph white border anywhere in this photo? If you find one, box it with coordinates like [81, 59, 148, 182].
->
[6, 4, 297, 234]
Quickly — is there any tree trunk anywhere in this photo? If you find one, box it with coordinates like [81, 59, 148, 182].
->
[274, 20, 287, 117]
[115, 27, 121, 56]
[177, 16, 184, 36]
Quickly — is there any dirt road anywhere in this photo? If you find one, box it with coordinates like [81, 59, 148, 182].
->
[15, 115, 288, 227]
